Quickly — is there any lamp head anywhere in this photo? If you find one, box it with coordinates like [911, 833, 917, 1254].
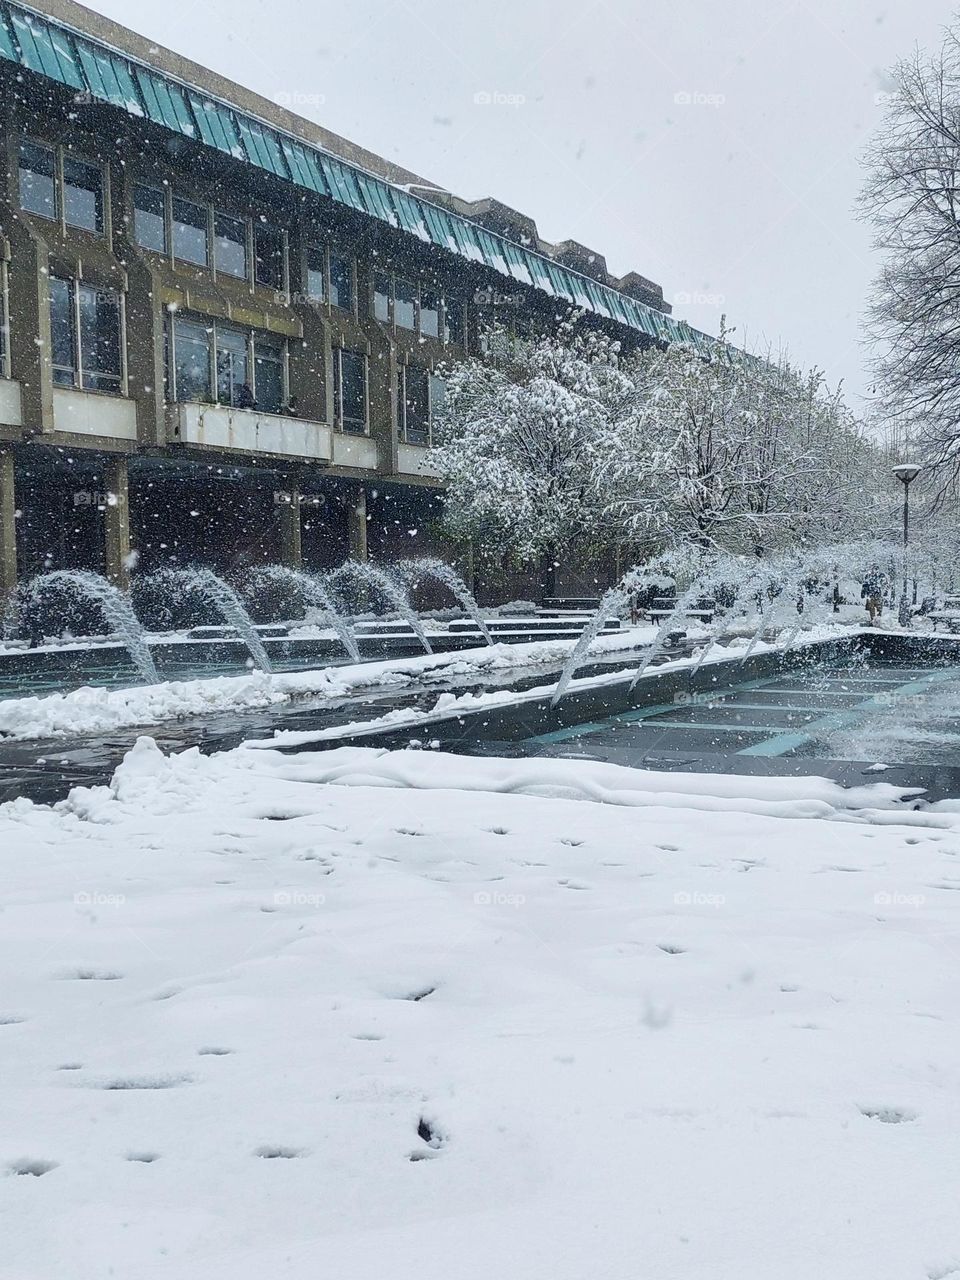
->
[892, 462, 921, 486]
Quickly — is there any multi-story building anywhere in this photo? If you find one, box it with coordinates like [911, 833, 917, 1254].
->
[0, 0, 701, 600]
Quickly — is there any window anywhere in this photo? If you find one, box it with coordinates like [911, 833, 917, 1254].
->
[329, 252, 353, 311]
[77, 283, 121, 391]
[134, 184, 166, 253]
[215, 326, 249, 406]
[334, 349, 367, 433]
[444, 297, 465, 345]
[397, 364, 430, 445]
[0, 264, 9, 379]
[172, 196, 208, 266]
[171, 316, 213, 402]
[306, 245, 326, 302]
[19, 142, 57, 220]
[254, 335, 284, 413]
[420, 288, 440, 339]
[168, 314, 285, 411]
[62, 156, 103, 234]
[429, 372, 447, 421]
[394, 278, 417, 330]
[49, 277, 75, 386]
[255, 222, 285, 289]
[49, 277, 122, 393]
[214, 211, 247, 279]
[373, 271, 391, 323]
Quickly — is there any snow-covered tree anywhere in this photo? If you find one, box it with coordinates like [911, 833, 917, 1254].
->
[594, 333, 875, 557]
[429, 320, 633, 594]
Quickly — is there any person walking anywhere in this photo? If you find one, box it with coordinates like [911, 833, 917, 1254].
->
[861, 568, 885, 624]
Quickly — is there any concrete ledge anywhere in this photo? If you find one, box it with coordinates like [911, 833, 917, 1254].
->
[168, 403, 332, 461]
[0, 379, 22, 428]
[397, 442, 440, 478]
[332, 433, 378, 470]
[53, 388, 137, 440]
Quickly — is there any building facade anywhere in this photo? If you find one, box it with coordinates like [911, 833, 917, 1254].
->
[0, 0, 696, 601]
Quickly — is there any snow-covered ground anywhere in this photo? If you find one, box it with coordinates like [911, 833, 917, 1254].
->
[3, 737, 959, 1279]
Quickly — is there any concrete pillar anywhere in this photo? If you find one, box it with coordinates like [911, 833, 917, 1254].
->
[347, 484, 368, 562]
[277, 480, 302, 568]
[0, 450, 16, 595]
[103, 456, 131, 588]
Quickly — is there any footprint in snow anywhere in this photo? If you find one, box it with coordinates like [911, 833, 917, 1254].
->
[126, 1151, 161, 1163]
[7, 1158, 57, 1177]
[197, 1046, 233, 1057]
[254, 1146, 306, 1159]
[409, 1116, 446, 1161]
[859, 1105, 917, 1124]
[57, 968, 122, 982]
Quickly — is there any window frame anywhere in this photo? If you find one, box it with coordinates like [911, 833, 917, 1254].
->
[332, 345, 368, 435]
[166, 311, 288, 413]
[253, 219, 287, 295]
[48, 274, 125, 395]
[397, 362, 434, 447]
[132, 181, 169, 256]
[18, 138, 108, 240]
[0, 261, 10, 381]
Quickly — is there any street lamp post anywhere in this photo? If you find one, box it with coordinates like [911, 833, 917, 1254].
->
[892, 462, 921, 627]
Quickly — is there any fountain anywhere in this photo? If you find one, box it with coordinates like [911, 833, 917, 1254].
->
[243, 565, 361, 663]
[144, 568, 272, 673]
[11, 570, 159, 684]
[326, 560, 433, 656]
[551, 540, 906, 707]
[396, 557, 494, 646]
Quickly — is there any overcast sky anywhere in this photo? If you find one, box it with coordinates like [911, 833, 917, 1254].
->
[91, 0, 950, 408]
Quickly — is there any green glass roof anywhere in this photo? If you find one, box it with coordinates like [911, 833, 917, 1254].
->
[1, 0, 710, 353]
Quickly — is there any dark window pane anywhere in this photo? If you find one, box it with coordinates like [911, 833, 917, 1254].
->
[216, 326, 249, 406]
[77, 283, 121, 391]
[329, 252, 352, 311]
[62, 156, 103, 233]
[420, 288, 439, 338]
[134, 184, 166, 252]
[395, 277, 416, 330]
[214, 211, 247, 278]
[49, 276, 76, 385]
[306, 245, 326, 302]
[172, 197, 208, 266]
[444, 298, 464, 345]
[19, 142, 56, 219]
[373, 271, 391, 323]
[172, 316, 212, 401]
[254, 336, 284, 413]
[336, 349, 366, 433]
[401, 364, 429, 444]
[254, 222, 284, 289]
